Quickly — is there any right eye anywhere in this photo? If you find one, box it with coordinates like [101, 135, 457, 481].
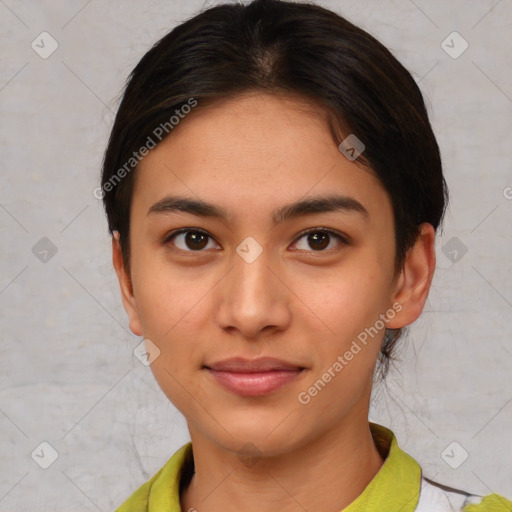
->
[164, 229, 221, 252]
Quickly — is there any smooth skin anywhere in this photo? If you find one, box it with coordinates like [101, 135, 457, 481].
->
[113, 92, 436, 512]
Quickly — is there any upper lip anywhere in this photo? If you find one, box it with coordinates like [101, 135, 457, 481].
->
[204, 357, 305, 373]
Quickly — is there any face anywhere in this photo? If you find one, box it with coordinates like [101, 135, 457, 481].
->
[113, 92, 434, 457]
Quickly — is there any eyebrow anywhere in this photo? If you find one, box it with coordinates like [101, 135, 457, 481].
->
[147, 194, 369, 225]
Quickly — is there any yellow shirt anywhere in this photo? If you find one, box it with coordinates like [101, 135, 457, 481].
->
[114, 422, 511, 512]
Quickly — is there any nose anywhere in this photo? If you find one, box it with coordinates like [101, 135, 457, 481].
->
[215, 244, 292, 340]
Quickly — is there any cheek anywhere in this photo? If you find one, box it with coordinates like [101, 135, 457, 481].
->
[295, 273, 385, 419]
[295, 261, 389, 339]
[129, 255, 220, 398]
[132, 261, 212, 405]
[130, 246, 211, 336]
[290, 255, 392, 395]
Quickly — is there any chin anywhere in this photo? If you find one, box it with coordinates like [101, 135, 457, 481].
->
[195, 408, 312, 458]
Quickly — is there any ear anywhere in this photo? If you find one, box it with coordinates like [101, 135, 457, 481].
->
[112, 231, 142, 336]
[386, 222, 436, 329]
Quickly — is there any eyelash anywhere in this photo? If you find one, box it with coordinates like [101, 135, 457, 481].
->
[163, 227, 349, 253]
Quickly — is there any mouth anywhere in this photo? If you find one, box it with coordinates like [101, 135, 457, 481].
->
[203, 357, 306, 396]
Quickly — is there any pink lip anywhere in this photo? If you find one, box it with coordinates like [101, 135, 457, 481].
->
[204, 357, 305, 396]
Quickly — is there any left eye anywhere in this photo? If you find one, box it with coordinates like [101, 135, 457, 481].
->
[292, 229, 346, 252]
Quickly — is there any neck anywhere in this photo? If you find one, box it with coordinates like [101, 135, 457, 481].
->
[181, 418, 385, 512]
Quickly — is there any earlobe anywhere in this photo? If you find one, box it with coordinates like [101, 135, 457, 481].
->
[386, 223, 436, 329]
[112, 232, 143, 336]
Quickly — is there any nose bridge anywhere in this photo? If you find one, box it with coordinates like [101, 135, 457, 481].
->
[215, 239, 290, 337]
[231, 241, 274, 309]
[233, 244, 270, 297]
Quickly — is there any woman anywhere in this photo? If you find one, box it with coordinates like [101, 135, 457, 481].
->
[100, 1, 511, 510]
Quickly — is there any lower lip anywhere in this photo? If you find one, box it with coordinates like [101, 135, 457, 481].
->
[206, 369, 303, 396]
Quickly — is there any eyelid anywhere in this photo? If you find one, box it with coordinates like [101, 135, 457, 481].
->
[163, 227, 210, 242]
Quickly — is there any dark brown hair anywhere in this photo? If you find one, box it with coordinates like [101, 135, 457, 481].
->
[101, 0, 448, 377]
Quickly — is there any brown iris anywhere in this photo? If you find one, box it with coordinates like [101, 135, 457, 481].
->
[185, 231, 209, 250]
[307, 232, 330, 250]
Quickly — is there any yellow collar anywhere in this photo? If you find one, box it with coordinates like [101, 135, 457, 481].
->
[343, 422, 422, 511]
[115, 422, 422, 512]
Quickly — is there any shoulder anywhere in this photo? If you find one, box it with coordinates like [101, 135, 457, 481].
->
[113, 467, 161, 512]
[369, 423, 511, 512]
[113, 442, 192, 512]
[416, 477, 512, 512]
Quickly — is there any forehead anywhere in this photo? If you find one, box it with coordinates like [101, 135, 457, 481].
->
[133, 92, 392, 226]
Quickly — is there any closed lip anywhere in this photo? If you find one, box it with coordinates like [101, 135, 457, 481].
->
[204, 357, 305, 373]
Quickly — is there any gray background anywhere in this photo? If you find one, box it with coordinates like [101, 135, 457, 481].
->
[1, 0, 511, 511]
